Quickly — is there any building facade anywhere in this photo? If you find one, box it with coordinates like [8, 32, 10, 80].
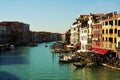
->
[92, 23, 102, 48]
[87, 15, 92, 49]
[0, 21, 30, 46]
[80, 27, 88, 51]
[102, 13, 117, 51]
[70, 20, 80, 45]
[0, 23, 11, 44]
[101, 12, 119, 57]
[79, 15, 89, 51]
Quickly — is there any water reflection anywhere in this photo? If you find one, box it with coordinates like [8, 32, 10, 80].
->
[0, 57, 28, 65]
[0, 50, 29, 65]
[0, 71, 20, 80]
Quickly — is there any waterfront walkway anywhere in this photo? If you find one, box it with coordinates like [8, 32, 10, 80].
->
[102, 63, 120, 71]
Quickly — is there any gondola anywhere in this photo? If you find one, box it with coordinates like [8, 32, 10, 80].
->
[73, 63, 85, 68]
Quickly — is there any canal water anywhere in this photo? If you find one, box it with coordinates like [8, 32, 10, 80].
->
[0, 42, 120, 80]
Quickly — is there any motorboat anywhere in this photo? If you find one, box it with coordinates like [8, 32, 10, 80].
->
[9, 45, 15, 50]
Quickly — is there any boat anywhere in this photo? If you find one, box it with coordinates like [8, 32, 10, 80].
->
[52, 48, 62, 53]
[59, 55, 73, 63]
[73, 63, 85, 68]
[86, 62, 94, 67]
[59, 58, 73, 63]
[59, 55, 82, 63]
[9, 45, 15, 50]
[45, 45, 48, 47]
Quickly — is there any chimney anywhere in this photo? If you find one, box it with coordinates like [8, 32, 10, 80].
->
[114, 11, 117, 15]
[114, 11, 117, 18]
[90, 13, 92, 16]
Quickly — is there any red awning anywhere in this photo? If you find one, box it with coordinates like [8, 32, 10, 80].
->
[98, 49, 109, 55]
[91, 48, 96, 52]
[92, 48, 99, 53]
[92, 48, 109, 55]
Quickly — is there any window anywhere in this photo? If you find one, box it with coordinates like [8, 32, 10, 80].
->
[88, 30, 89, 33]
[105, 21, 108, 25]
[102, 37, 104, 41]
[109, 44, 112, 48]
[2, 30, 5, 33]
[118, 42, 120, 48]
[118, 20, 120, 26]
[74, 28, 76, 31]
[109, 37, 113, 43]
[102, 22, 104, 26]
[90, 24, 92, 28]
[118, 30, 120, 36]
[115, 20, 117, 25]
[106, 37, 107, 41]
[102, 30, 104, 34]
[109, 20, 113, 26]
[106, 29, 108, 34]
[109, 29, 113, 34]
[84, 30, 87, 33]
[114, 38, 116, 43]
[114, 28, 117, 33]
[91, 34, 93, 37]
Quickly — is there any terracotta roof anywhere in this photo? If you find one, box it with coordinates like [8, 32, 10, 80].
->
[77, 17, 84, 21]
[115, 13, 120, 18]
[80, 15, 89, 17]
[102, 13, 120, 21]
[94, 14, 105, 17]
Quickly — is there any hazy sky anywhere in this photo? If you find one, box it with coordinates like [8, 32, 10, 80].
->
[0, 0, 120, 33]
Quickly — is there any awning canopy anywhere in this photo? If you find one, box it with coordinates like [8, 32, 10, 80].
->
[91, 48, 109, 55]
[66, 45, 74, 48]
[77, 50, 88, 52]
[98, 49, 109, 55]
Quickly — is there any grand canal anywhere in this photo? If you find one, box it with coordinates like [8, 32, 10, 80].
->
[0, 42, 120, 80]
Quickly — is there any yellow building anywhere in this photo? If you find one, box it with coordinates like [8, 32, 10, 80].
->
[116, 14, 120, 58]
[102, 12, 120, 56]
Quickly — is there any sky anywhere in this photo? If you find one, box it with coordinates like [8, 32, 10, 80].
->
[0, 0, 120, 33]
